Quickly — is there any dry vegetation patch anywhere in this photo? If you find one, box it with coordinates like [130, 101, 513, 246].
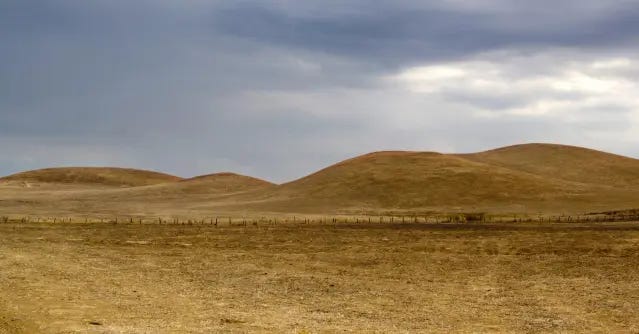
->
[1, 222, 639, 332]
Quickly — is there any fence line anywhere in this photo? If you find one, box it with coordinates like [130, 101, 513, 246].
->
[2, 212, 639, 226]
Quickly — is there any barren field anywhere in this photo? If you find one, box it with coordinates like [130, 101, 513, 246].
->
[2, 221, 639, 333]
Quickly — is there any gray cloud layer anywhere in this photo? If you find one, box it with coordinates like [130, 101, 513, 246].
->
[213, 1, 639, 64]
[2, 0, 639, 182]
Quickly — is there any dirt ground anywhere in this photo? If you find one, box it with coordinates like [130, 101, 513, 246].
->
[1, 221, 639, 333]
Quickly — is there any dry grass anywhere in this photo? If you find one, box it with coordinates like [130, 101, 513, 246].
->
[249, 143, 639, 214]
[0, 167, 182, 187]
[2, 221, 639, 333]
[2, 143, 639, 217]
[2, 143, 638, 333]
[461, 143, 639, 188]
[141, 172, 275, 196]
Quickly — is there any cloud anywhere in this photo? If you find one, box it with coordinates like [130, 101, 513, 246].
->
[212, 1, 639, 66]
[1, 1, 638, 182]
[223, 48, 639, 163]
[389, 51, 639, 119]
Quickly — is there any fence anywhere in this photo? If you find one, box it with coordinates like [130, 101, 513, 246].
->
[2, 212, 639, 226]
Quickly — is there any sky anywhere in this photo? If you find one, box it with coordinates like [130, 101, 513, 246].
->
[2, 0, 639, 182]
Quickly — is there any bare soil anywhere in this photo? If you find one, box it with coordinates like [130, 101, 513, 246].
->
[1, 221, 639, 333]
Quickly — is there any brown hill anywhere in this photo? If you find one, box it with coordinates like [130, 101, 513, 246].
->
[0, 170, 274, 217]
[236, 145, 639, 214]
[460, 143, 639, 188]
[0, 167, 182, 187]
[237, 151, 588, 213]
[75, 172, 274, 201]
[1, 143, 638, 216]
[147, 172, 274, 195]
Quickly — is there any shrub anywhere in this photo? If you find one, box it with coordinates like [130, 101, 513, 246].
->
[463, 213, 486, 222]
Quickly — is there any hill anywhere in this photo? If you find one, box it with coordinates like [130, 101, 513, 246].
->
[1, 143, 638, 216]
[177, 172, 274, 193]
[460, 143, 639, 188]
[237, 151, 589, 213]
[236, 145, 639, 214]
[0, 167, 182, 187]
[130, 172, 275, 197]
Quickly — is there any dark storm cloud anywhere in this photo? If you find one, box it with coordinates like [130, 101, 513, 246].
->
[212, 1, 639, 66]
[1, 0, 638, 181]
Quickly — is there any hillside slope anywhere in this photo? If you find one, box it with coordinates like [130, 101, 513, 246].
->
[238, 150, 605, 213]
[118, 172, 275, 198]
[1, 144, 638, 216]
[460, 143, 639, 188]
[178, 172, 274, 193]
[0, 167, 182, 187]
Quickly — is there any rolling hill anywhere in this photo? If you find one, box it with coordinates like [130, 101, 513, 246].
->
[177, 172, 274, 193]
[239, 150, 583, 213]
[0, 167, 182, 187]
[235, 144, 639, 213]
[460, 143, 639, 188]
[114, 172, 275, 198]
[0, 143, 638, 216]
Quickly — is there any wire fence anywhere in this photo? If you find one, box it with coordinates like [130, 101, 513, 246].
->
[2, 211, 639, 226]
